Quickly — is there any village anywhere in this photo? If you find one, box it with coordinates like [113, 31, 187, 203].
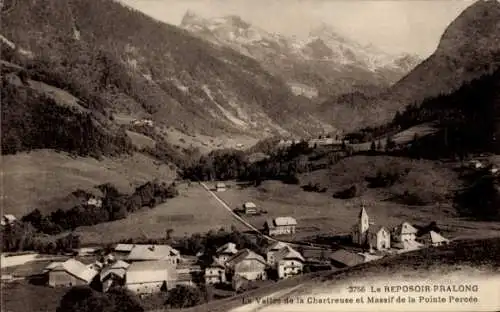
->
[0, 184, 452, 308]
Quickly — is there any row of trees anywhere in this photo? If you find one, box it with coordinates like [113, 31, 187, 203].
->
[21, 181, 178, 236]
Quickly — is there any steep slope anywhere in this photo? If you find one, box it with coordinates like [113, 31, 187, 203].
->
[321, 0, 500, 132]
[2, 0, 328, 139]
[180, 12, 420, 100]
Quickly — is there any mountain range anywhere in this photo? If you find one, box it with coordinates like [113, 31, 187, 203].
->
[321, 0, 500, 132]
[180, 11, 421, 99]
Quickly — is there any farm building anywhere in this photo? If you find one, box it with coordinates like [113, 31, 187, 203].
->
[263, 217, 297, 236]
[100, 260, 130, 292]
[1, 214, 16, 226]
[265, 241, 290, 266]
[243, 202, 258, 215]
[329, 249, 366, 268]
[204, 257, 227, 285]
[46, 259, 98, 287]
[417, 231, 450, 247]
[126, 244, 181, 264]
[391, 222, 418, 243]
[215, 182, 227, 192]
[215, 242, 239, 264]
[271, 246, 305, 279]
[225, 249, 268, 283]
[125, 261, 177, 295]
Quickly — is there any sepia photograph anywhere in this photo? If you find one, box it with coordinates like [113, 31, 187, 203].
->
[1, 0, 500, 311]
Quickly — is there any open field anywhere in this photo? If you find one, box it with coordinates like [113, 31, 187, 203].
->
[1, 150, 177, 216]
[74, 183, 249, 245]
[74, 155, 500, 245]
[2, 281, 69, 312]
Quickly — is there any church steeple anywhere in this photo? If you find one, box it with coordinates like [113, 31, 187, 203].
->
[358, 204, 370, 236]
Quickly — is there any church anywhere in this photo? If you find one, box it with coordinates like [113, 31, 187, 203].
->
[351, 206, 391, 251]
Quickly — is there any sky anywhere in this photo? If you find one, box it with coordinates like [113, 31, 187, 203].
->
[120, 0, 477, 57]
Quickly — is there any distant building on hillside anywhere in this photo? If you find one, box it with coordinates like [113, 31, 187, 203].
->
[1, 214, 16, 226]
[86, 197, 103, 208]
[215, 182, 227, 192]
[243, 202, 258, 215]
[125, 261, 177, 294]
[263, 217, 297, 236]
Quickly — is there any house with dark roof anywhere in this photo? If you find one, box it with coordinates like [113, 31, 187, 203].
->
[225, 249, 267, 286]
[417, 231, 450, 247]
[263, 217, 297, 236]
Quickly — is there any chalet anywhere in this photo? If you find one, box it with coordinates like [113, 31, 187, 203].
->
[1, 214, 16, 226]
[126, 244, 181, 264]
[46, 259, 98, 287]
[100, 260, 130, 292]
[205, 257, 227, 285]
[264, 217, 297, 236]
[329, 249, 366, 268]
[225, 249, 267, 283]
[243, 202, 258, 215]
[125, 261, 177, 295]
[265, 241, 290, 266]
[391, 222, 418, 243]
[368, 226, 391, 251]
[215, 242, 239, 264]
[215, 182, 227, 192]
[417, 231, 450, 247]
[272, 246, 305, 279]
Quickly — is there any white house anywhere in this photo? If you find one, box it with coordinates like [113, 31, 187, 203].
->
[391, 222, 418, 243]
[225, 249, 267, 282]
[125, 261, 177, 295]
[243, 202, 258, 215]
[204, 257, 227, 285]
[46, 259, 98, 288]
[264, 217, 297, 236]
[272, 246, 305, 279]
[368, 226, 391, 251]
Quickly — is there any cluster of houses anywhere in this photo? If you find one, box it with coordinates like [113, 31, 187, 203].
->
[41, 239, 307, 295]
[204, 241, 305, 290]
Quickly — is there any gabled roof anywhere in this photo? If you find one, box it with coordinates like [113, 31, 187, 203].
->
[274, 246, 305, 263]
[243, 202, 257, 208]
[274, 217, 297, 226]
[114, 244, 135, 252]
[43, 261, 64, 273]
[225, 249, 266, 267]
[207, 256, 226, 269]
[369, 226, 389, 236]
[330, 249, 365, 267]
[2, 214, 16, 221]
[393, 222, 418, 236]
[51, 259, 98, 283]
[126, 260, 177, 284]
[126, 244, 180, 261]
[100, 260, 130, 281]
[418, 231, 450, 244]
[266, 241, 289, 252]
[216, 242, 238, 255]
